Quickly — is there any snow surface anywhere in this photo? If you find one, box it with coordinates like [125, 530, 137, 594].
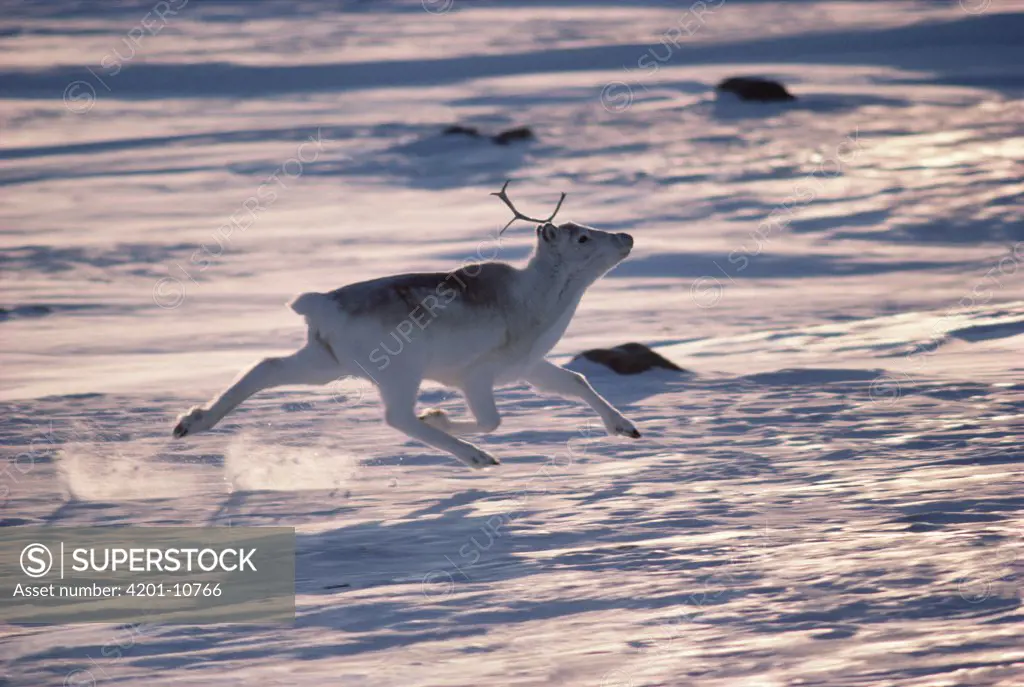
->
[1, 0, 1023, 685]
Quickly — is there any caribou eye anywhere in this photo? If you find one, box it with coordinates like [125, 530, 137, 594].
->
[577, 235, 589, 244]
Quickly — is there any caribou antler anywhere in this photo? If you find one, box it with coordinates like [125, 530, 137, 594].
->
[491, 180, 567, 235]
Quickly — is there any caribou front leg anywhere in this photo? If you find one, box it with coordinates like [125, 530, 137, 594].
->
[380, 376, 500, 469]
[524, 360, 641, 438]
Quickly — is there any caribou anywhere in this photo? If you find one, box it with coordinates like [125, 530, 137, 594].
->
[173, 181, 640, 468]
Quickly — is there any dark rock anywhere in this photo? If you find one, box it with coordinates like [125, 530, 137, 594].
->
[575, 342, 688, 375]
[442, 125, 481, 137]
[17, 304, 53, 317]
[492, 126, 534, 145]
[0, 304, 52, 321]
[717, 77, 796, 102]
[441, 125, 535, 145]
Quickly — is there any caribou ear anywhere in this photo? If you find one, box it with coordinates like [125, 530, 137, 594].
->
[540, 223, 557, 242]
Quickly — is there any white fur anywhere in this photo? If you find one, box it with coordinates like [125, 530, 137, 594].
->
[173, 221, 640, 469]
